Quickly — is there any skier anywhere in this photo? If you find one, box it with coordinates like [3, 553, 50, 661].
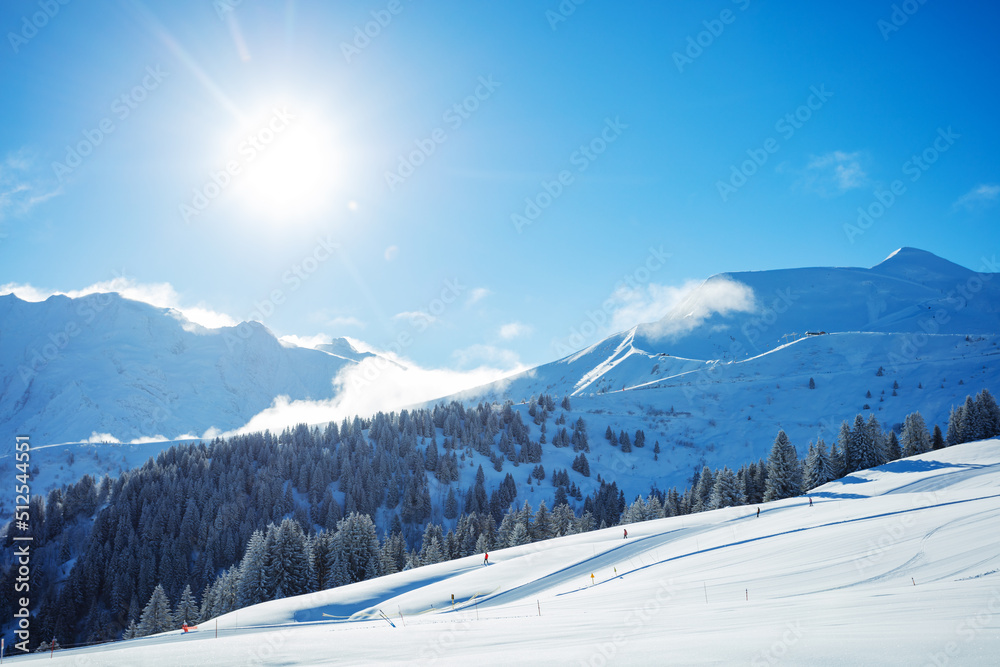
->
[809, 497, 813, 507]
[623, 528, 628, 539]
[756, 507, 760, 518]
[483, 552, 489, 566]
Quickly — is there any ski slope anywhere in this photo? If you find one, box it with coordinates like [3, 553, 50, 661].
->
[17, 440, 1000, 665]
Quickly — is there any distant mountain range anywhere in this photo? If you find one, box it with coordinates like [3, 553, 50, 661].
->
[0, 292, 379, 445]
[1, 247, 997, 451]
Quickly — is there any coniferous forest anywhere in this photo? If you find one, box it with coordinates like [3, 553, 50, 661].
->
[2, 389, 998, 648]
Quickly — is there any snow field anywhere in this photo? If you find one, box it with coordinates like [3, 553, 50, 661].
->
[13, 440, 999, 665]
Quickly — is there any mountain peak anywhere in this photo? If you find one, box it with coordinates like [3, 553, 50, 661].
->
[870, 247, 972, 283]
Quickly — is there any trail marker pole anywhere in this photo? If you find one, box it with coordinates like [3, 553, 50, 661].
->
[703, 582, 708, 604]
[912, 578, 916, 586]
[537, 600, 541, 617]
[215, 619, 218, 639]
[475, 600, 479, 621]
[399, 606, 405, 627]
[451, 594, 455, 610]
[746, 589, 748, 601]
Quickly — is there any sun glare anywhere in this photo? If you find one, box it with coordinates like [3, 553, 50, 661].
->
[227, 105, 339, 222]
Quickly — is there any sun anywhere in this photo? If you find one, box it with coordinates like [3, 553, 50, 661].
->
[227, 106, 339, 222]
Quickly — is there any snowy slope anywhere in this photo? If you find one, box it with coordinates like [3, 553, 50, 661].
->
[0, 293, 377, 446]
[20, 439, 1000, 665]
[468, 248, 999, 402]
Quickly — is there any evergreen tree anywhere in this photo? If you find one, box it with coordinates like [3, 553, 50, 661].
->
[931, 424, 945, 450]
[173, 584, 199, 626]
[235, 530, 270, 608]
[137, 584, 174, 637]
[763, 430, 801, 501]
[444, 487, 459, 520]
[884, 431, 901, 462]
[710, 467, 746, 509]
[900, 412, 931, 457]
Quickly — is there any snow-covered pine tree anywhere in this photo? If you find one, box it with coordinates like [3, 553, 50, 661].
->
[763, 430, 800, 501]
[978, 389, 1000, 438]
[857, 414, 886, 471]
[136, 584, 174, 637]
[946, 405, 965, 446]
[692, 466, 714, 513]
[265, 519, 313, 600]
[173, 584, 199, 626]
[235, 530, 270, 608]
[710, 467, 746, 509]
[330, 513, 382, 585]
[837, 420, 854, 475]
[884, 431, 901, 461]
[900, 412, 931, 457]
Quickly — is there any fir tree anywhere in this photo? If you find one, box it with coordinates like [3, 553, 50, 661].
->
[931, 424, 945, 450]
[173, 584, 200, 626]
[900, 412, 931, 457]
[763, 430, 801, 501]
[137, 584, 174, 637]
[884, 431, 901, 461]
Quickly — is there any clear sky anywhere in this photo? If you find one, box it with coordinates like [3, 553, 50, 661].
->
[2, 0, 998, 378]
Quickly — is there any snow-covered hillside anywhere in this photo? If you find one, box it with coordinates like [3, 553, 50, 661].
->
[20, 439, 1000, 666]
[469, 247, 1000, 402]
[0, 292, 377, 445]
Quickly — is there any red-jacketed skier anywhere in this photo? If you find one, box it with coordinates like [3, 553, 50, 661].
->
[623, 528, 628, 539]
[484, 552, 489, 566]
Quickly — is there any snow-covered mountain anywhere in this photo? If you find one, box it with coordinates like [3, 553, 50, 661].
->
[34, 439, 1000, 665]
[0, 292, 378, 445]
[469, 247, 1000, 402]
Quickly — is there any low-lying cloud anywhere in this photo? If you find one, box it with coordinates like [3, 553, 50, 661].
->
[612, 276, 757, 340]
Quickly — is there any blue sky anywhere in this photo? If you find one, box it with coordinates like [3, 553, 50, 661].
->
[2, 0, 998, 379]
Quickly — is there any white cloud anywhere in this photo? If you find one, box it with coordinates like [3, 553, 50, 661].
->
[499, 321, 532, 339]
[953, 183, 1000, 211]
[231, 350, 524, 435]
[0, 277, 238, 330]
[609, 276, 757, 339]
[392, 310, 436, 327]
[384, 245, 399, 261]
[0, 149, 61, 222]
[801, 151, 867, 194]
[279, 333, 331, 349]
[466, 287, 491, 306]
